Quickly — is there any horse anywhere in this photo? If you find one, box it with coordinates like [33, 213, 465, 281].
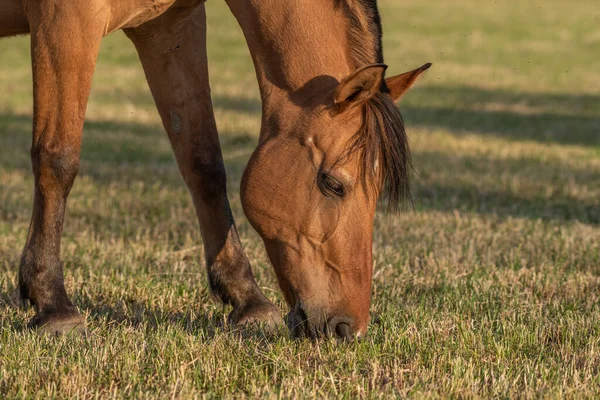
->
[1, 0, 430, 340]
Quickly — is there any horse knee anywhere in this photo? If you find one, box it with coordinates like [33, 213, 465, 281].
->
[182, 153, 227, 193]
[31, 143, 80, 192]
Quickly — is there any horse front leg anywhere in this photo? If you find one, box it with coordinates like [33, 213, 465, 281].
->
[124, 5, 281, 328]
[19, 3, 105, 333]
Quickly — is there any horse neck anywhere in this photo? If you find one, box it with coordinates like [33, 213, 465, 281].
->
[226, 0, 356, 116]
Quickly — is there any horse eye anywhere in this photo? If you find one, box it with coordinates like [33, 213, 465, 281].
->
[320, 173, 344, 197]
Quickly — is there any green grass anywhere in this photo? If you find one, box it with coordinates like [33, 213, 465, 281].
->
[1, 0, 599, 397]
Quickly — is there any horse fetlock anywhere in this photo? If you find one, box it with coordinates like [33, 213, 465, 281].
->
[207, 264, 249, 307]
[206, 258, 282, 327]
[19, 255, 74, 313]
[204, 243, 250, 299]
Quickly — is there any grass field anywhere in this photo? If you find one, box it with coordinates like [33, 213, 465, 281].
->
[1, 0, 599, 397]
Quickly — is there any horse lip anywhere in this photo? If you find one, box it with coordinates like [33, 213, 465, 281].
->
[285, 306, 322, 340]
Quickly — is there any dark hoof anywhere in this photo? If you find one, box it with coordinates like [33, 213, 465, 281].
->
[29, 309, 87, 336]
[229, 298, 283, 331]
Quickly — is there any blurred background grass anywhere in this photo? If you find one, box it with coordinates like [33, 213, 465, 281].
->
[0, 0, 599, 397]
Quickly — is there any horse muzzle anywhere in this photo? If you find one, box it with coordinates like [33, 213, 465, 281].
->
[285, 304, 357, 342]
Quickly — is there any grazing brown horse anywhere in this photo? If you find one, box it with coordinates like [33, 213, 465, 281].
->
[1, 0, 429, 340]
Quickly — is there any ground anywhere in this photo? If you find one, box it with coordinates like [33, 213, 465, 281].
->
[1, 0, 599, 397]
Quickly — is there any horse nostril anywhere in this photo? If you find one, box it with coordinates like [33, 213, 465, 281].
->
[328, 316, 355, 342]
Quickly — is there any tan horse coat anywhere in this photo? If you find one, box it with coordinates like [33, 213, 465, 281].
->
[1, 0, 429, 340]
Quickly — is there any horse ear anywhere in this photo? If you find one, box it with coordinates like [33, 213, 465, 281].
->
[385, 63, 432, 103]
[334, 64, 387, 107]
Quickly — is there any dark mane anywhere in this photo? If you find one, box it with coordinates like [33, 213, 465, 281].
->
[334, 0, 385, 67]
[335, 0, 412, 210]
[344, 93, 412, 211]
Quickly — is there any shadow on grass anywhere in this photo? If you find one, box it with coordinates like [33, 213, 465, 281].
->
[220, 86, 600, 147]
[221, 86, 600, 147]
[0, 275, 211, 337]
[405, 150, 600, 225]
[91, 89, 262, 115]
[0, 288, 280, 340]
[213, 94, 262, 115]
[0, 112, 253, 174]
[411, 179, 599, 225]
[403, 85, 600, 147]
[1, 89, 599, 229]
[81, 297, 223, 338]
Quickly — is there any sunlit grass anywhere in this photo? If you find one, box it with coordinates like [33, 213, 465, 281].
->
[1, 0, 599, 397]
